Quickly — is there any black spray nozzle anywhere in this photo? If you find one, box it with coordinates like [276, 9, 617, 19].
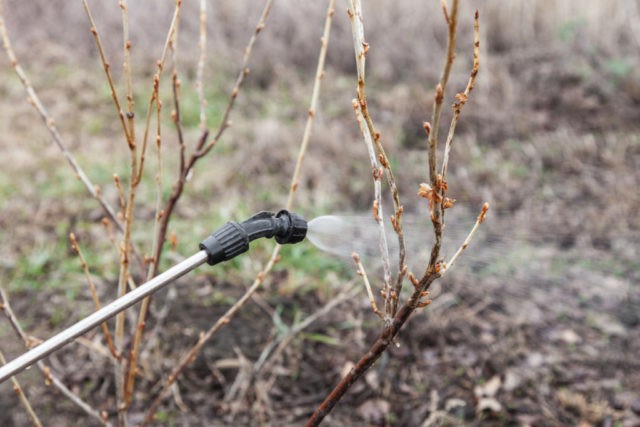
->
[199, 210, 307, 265]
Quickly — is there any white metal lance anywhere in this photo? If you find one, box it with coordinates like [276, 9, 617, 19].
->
[0, 210, 307, 384]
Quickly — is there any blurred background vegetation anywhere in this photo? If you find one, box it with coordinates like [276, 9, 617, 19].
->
[0, 0, 639, 425]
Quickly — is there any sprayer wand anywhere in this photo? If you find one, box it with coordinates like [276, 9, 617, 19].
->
[0, 210, 307, 384]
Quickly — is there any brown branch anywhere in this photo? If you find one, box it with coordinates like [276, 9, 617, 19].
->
[69, 233, 118, 358]
[306, 272, 440, 426]
[122, 4, 182, 409]
[195, 0, 273, 159]
[285, 0, 334, 209]
[119, 0, 136, 149]
[441, 9, 480, 190]
[135, 3, 181, 187]
[81, 0, 133, 148]
[426, 0, 459, 274]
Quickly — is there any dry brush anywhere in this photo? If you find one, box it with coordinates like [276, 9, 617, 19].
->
[0, 0, 487, 425]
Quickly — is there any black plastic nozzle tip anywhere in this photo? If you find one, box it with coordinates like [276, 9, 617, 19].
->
[275, 210, 307, 244]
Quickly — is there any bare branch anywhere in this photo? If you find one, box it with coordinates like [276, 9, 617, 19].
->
[0, 350, 43, 427]
[69, 233, 118, 359]
[286, 0, 335, 209]
[307, 4, 487, 425]
[426, 0, 459, 274]
[195, 0, 274, 158]
[122, 4, 182, 409]
[441, 10, 480, 183]
[196, 0, 208, 131]
[119, 0, 136, 149]
[443, 202, 489, 274]
[81, 0, 133, 148]
[352, 253, 383, 319]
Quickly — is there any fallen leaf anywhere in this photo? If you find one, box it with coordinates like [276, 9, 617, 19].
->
[357, 399, 391, 424]
[474, 375, 501, 398]
[477, 397, 502, 413]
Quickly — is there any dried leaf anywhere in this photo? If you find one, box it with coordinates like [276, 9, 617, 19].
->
[474, 375, 501, 398]
[477, 397, 502, 414]
[356, 398, 391, 424]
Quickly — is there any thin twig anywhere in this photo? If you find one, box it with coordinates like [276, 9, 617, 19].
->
[135, 2, 181, 186]
[141, 2, 335, 423]
[443, 203, 488, 273]
[69, 233, 118, 358]
[427, 0, 459, 185]
[440, 10, 480, 194]
[196, 0, 208, 131]
[0, 3, 122, 233]
[195, 0, 273, 158]
[426, 0, 459, 273]
[119, 0, 136, 149]
[286, 0, 335, 208]
[81, 0, 132, 148]
[0, 287, 111, 426]
[351, 253, 383, 319]
[122, 3, 182, 409]
[171, 29, 186, 189]
[0, 350, 43, 427]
